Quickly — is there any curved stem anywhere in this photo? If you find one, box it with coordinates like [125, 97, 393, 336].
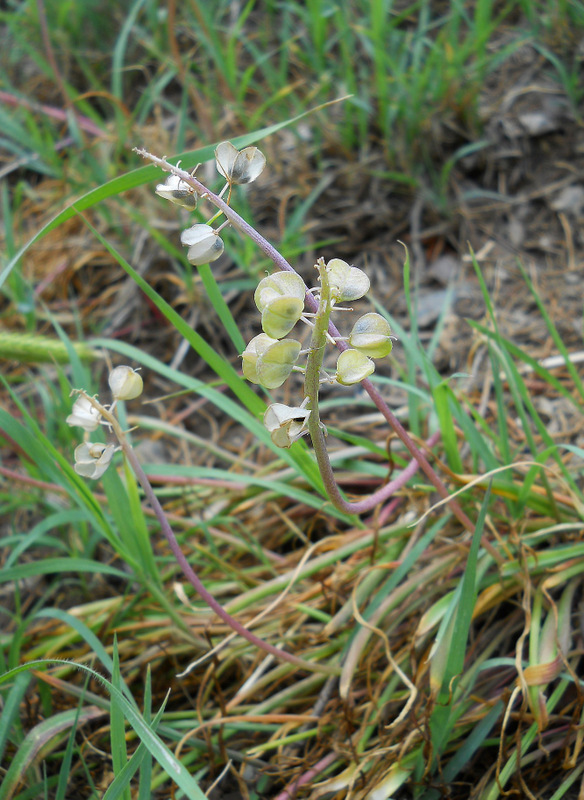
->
[122, 446, 338, 675]
[82, 393, 339, 676]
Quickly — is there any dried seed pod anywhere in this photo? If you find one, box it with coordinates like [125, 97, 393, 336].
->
[215, 141, 266, 185]
[181, 224, 224, 264]
[74, 442, 117, 480]
[264, 402, 311, 448]
[155, 174, 198, 209]
[108, 366, 143, 401]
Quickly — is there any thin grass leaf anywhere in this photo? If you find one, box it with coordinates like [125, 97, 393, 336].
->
[0, 396, 124, 559]
[0, 558, 128, 585]
[33, 608, 135, 707]
[197, 263, 246, 353]
[429, 485, 491, 756]
[140, 463, 351, 524]
[519, 260, 584, 400]
[54, 672, 92, 800]
[484, 678, 570, 800]
[4, 510, 87, 569]
[103, 690, 165, 800]
[101, 462, 159, 583]
[469, 321, 584, 414]
[421, 700, 505, 800]
[432, 381, 464, 473]
[111, 0, 148, 104]
[110, 637, 130, 800]
[137, 667, 153, 800]
[0, 672, 30, 763]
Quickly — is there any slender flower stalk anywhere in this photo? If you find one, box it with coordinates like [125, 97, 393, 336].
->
[74, 391, 338, 676]
[120, 438, 339, 675]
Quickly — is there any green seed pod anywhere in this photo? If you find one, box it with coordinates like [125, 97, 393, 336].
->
[257, 338, 302, 389]
[254, 271, 306, 312]
[261, 296, 305, 339]
[335, 348, 375, 385]
[326, 258, 370, 302]
[349, 313, 393, 358]
[242, 333, 278, 384]
[242, 334, 301, 389]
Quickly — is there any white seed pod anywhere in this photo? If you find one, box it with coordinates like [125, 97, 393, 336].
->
[74, 442, 117, 480]
[348, 313, 393, 358]
[155, 174, 198, 209]
[254, 272, 306, 312]
[326, 258, 370, 302]
[264, 403, 311, 448]
[335, 348, 375, 385]
[66, 395, 102, 432]
[108, 366, 143, 401]
[180, 224, 224, 265]
[264, 402, 310, 431]
[215, 141, 266, 185]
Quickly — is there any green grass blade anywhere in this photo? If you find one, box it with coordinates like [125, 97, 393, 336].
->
[0, 558, 128, 584]
[55, 672, 92, 800]
[104, 682, 165, 800]
[429, 485, 491, 756]
[197, 262, 246, 353]
[0, 672, 30, 763]
[110, 637, 130, 800]
[432, 381, 464, 473]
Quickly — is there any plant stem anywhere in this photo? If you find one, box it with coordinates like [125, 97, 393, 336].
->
[84, 393, 339, 676]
